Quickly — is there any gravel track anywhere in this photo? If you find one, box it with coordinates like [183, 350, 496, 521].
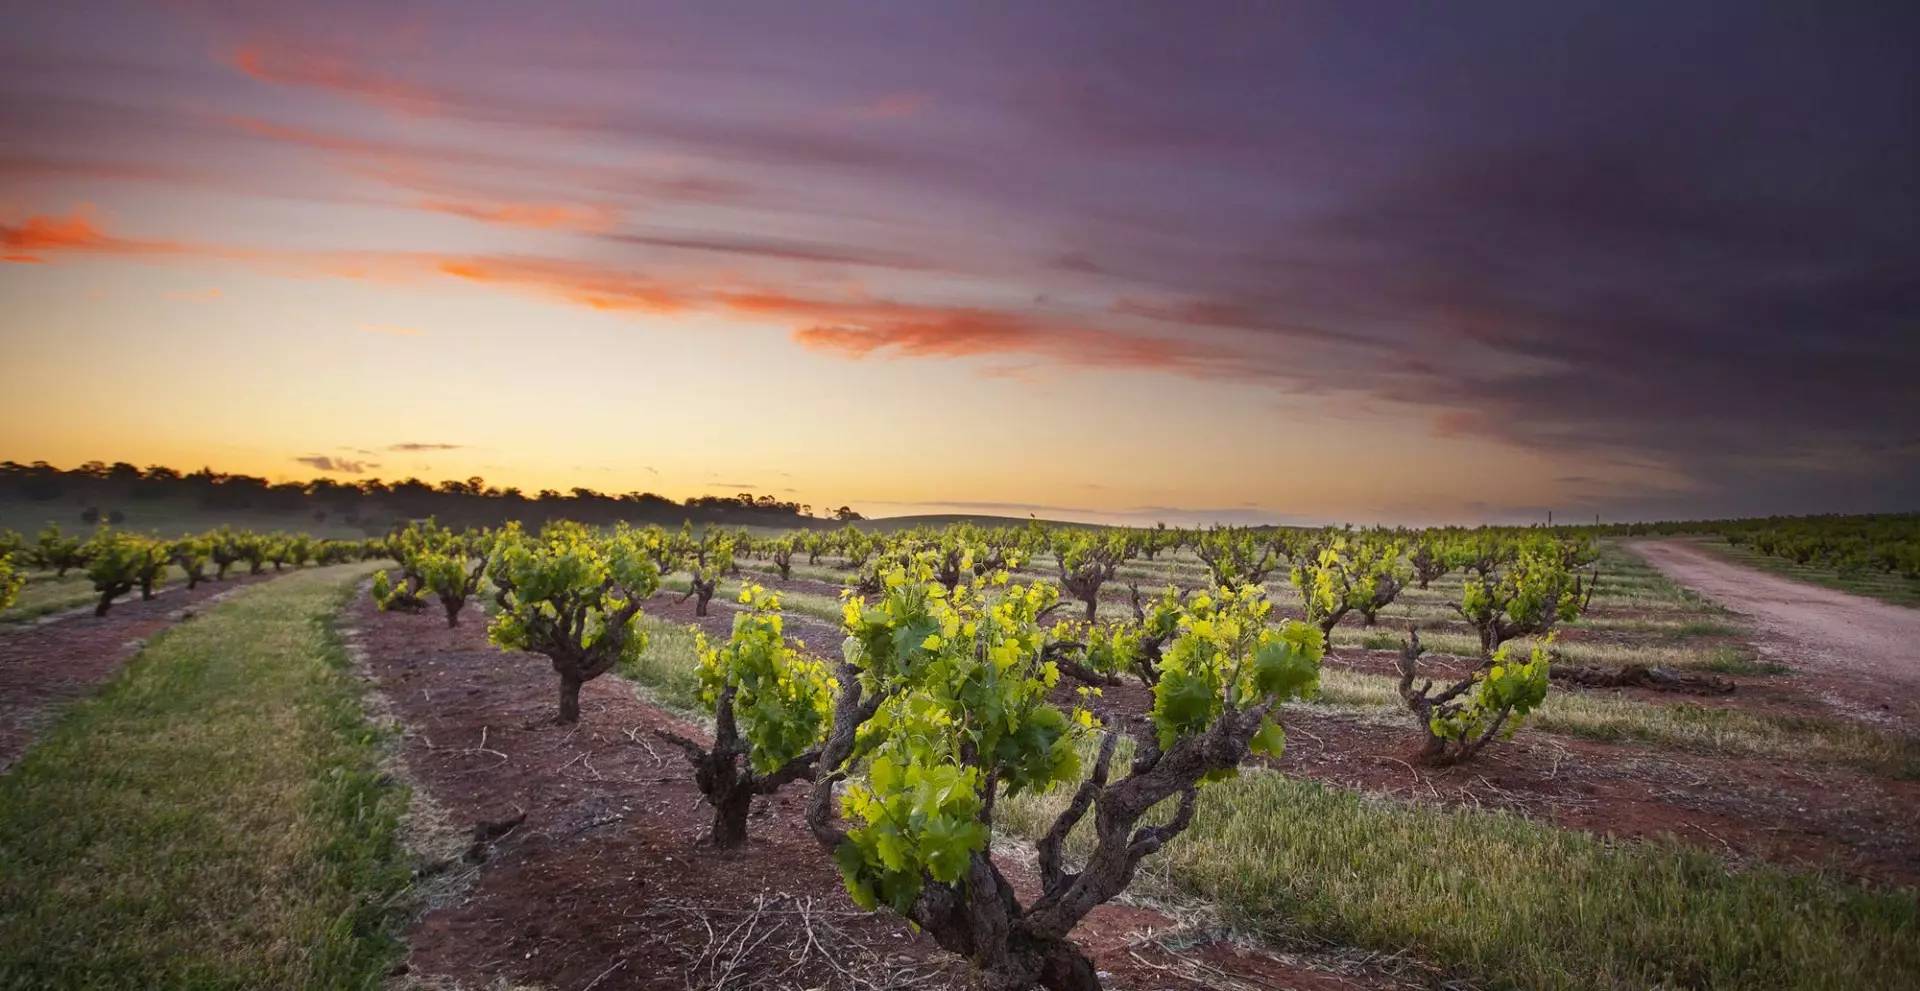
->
[1627, 540, 1920, 730]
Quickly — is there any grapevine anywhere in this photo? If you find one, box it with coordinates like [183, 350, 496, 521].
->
[487, 521, 662, 723]
[656, 584, 836, 847]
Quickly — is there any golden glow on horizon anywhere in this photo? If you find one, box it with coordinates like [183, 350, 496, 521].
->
[0, 248, 1686, 524]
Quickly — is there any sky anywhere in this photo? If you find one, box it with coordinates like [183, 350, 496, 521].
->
[0, 1, 1914, 526]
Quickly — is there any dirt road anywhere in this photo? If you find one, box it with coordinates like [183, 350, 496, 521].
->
[1627, 540, 1920, 730]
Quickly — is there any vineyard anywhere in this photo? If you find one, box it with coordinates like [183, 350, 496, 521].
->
[1614, 513, 1920, 605]
[1, 514, 1917, 990]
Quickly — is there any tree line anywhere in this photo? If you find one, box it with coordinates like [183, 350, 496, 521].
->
[0, 460, 862, 533]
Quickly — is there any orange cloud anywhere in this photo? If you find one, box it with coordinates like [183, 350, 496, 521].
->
[789, 313, 1191, 370]
[721, 293, 1203, 371]
[1, 208, 192, 263]
[442, 256, 1224, 371]
[792, 319, 1023, 358]
[227, 42, 438, 115]
[436, 257, 690, 313]
[415, 198, 618, 232]
[3, 210, 107, 255]
[433, 262, 1212, 372]
[2, 205, 424, 286]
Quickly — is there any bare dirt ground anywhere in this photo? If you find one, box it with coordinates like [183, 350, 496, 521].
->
[0, 573, 273, 772]
[348, 593, 1417, 991]
[1628, 540, 1920, 730]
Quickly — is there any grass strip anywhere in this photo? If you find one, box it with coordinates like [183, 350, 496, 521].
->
[1314, 667, 1920, 776]
[0, 564, 409, 990]
[1000, 743, 1920, 991]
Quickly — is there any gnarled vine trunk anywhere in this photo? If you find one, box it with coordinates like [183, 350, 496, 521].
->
[681, 576, 717, 617]
[1395, 628, 1512, 765]
[708, 784, 753, 848]
[556, 673, 583, 724]
[806, 661, 1270, 991]
[657, 683, 817, 849]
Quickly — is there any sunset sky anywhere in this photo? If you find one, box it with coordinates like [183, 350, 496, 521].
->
[2, 2, 1915, 525]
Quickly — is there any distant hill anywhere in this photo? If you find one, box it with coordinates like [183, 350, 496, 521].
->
[851, 513, 1110, 533]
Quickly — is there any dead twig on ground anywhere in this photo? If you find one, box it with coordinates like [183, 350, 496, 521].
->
[423, 725, 510, 767]
[643, 894, 954, 991]
[625, 725, 664, 765]
[1371, 754, 1439, 801]
[581, 957, 627, 991]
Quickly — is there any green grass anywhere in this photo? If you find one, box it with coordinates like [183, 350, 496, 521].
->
[0, 570, 96, 623]
[1311, 666, 1919, 775]
[1355, 629, 1401, 650]
[737, 557, 859, 587]
[1693, 539, 1920, 608]
[0, 563, 410, 990]
[998, 743, 1920, 991]
[0, 564, 247, 625]
[1539, 697, 1918, 774]
[1699, 644, 1790, 675]
[661, 572, 848, 626]
[619, 613, 707, 713]
[1327, 627, 1752, 674]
